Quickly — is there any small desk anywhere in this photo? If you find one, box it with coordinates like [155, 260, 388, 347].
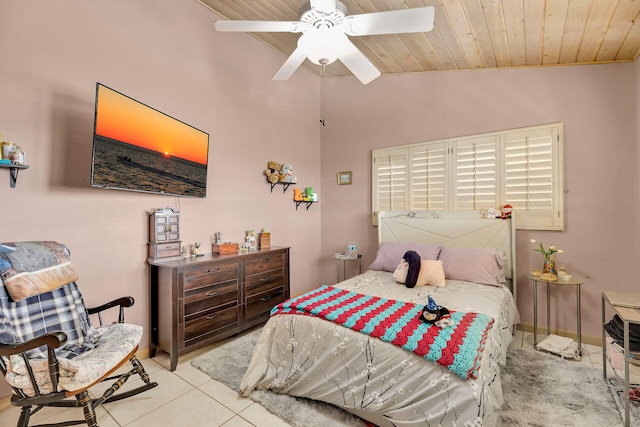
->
[528, 274, 583, 356]
[333, 254, 362, 283]
[602, 291, 640, 427]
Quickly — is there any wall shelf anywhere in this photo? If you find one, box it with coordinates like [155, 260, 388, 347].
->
[1, 164, 29, 188]
[295, 200, 317, 210]
[270, 181, 292, 193]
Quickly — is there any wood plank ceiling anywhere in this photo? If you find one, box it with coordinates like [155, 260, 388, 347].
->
[197, 0, 640, 79]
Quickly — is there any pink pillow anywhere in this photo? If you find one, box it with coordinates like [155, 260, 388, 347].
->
[416, 260, 446, 287]
[438, 247, 505, 286]
[369, 242, 442, 272]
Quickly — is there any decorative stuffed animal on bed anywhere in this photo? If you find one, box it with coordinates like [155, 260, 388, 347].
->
[265, 161, 281, 184]
[419, 295, 452, 327]
[393, 259, 409, 283]
[403, 250, 421, 288]
[280, 164, 297, 183]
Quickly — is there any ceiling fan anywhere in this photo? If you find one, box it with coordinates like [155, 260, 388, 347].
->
[214, 0, 435, 85]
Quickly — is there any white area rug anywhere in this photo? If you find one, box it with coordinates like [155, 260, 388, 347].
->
[499, 347, 622, 426]
[192, 328, 630, 427]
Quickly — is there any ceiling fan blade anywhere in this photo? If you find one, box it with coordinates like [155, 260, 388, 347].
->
[310, 0, 337, 14]
[342, 6, 435, 36]
[337, 38, 381, 85]
[215, 20, 303, 33]
[272, 47, 308, 80]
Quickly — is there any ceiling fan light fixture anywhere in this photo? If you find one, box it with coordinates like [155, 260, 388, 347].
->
[297, 29, 348, 65]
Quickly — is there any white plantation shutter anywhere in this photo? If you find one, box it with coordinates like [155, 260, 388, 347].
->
[372, 123, 564, 230]
[409, 143, 447, 211]
[453, 136, 499, 210]
[372, 148, 408, 224]
[503, 127, 563, 230]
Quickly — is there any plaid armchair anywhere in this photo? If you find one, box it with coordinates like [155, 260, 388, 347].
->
[0, 242, 157, 427]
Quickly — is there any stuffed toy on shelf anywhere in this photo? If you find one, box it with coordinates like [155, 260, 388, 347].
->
[280, 164, 297, 183]
[265, 161, 281, 184]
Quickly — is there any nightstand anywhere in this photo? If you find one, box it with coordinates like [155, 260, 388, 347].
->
[529, 274, 584, 356]
[602, 291, 640, 427]
[333, 253, 362, 283]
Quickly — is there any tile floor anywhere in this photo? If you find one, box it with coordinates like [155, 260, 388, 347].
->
[0, 329, 636, 427]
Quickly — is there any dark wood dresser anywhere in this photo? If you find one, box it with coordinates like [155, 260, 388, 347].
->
[148, 246, 290, 371]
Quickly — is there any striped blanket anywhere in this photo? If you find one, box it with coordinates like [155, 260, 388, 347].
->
[271, 285, 494, 380]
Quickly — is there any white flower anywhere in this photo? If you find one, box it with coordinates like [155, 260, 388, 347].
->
[531, 239, 563, 260]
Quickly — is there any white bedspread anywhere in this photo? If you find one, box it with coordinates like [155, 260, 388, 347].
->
[240, 270, 518, 427]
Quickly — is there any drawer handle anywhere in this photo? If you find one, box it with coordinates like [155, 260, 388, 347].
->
[206, 314, 219, 320]
[206, 291, 219, 297]
[260, 258, 271, 262]
[206, 267, 220, 273]
[261, 295, 272, 302]
[260, 277, 272, 284]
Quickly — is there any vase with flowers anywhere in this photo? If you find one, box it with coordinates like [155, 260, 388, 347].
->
[530, 239, 563, 276]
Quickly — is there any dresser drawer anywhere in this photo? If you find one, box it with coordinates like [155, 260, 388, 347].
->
[184, 305, 238, 344]
[245, 253, 284, 276]
[184, 282, 238, 317]
[246, 287, 286, 320]
[155, 231, 179, 241]
[149, 242, 181, 258]
[183, 262, 238, 292]
[246, 270, 284, 297]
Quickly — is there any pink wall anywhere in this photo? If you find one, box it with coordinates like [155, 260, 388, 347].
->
[319, 64, 640, 341]
[0, 1, 322, 396]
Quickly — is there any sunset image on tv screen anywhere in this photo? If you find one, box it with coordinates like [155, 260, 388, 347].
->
[91, 84, 209, 198]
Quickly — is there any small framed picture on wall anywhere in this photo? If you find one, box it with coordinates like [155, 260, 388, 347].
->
[337, 171, 352, 185]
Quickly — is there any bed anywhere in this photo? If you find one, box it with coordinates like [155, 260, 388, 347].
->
[240, 210, 519, 426]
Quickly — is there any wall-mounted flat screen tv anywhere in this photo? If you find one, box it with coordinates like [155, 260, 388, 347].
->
[91, 83, 209, 198]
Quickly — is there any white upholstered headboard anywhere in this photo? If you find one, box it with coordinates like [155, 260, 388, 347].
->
[378, 210, 516, 297]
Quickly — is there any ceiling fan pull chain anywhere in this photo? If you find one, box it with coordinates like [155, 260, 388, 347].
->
[320, 61, 326, 126]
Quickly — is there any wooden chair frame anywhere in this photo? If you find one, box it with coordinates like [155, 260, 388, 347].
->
[0, 296, 158, 427]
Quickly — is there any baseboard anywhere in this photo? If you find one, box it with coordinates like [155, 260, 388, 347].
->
[137, 346, 150, 360]
[517, 322, 602, 346]
[0, 395, 11, 412]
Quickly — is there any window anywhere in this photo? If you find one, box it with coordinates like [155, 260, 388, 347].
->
[372, 123, 563, 230]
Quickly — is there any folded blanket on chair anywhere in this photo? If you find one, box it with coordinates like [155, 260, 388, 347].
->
[271, 285, 494, 380]
[0, 241, 78, 301]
